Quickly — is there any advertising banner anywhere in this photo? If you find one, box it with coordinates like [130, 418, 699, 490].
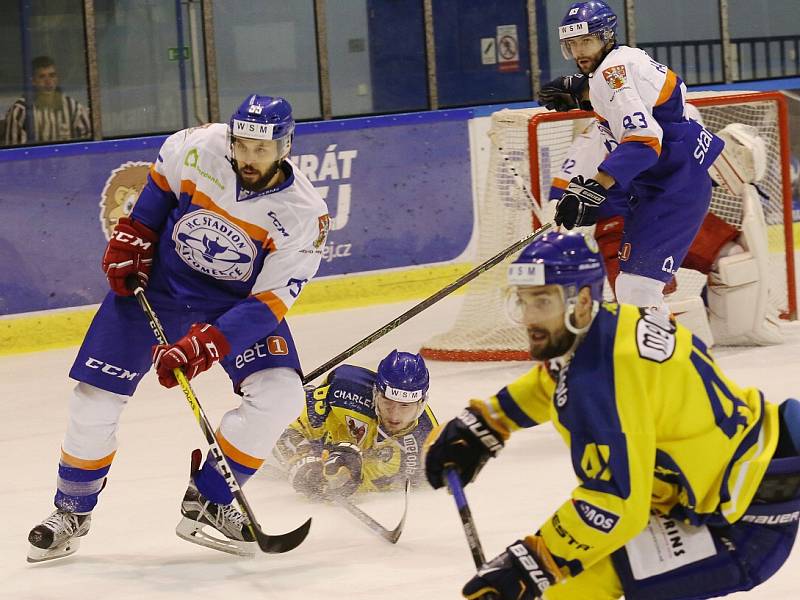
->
[0, 113, 473, 315]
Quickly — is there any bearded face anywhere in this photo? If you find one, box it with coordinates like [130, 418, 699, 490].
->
[231, 137, 282, 192]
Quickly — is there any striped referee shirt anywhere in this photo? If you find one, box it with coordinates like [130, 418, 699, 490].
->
[3, 93, 91, 145]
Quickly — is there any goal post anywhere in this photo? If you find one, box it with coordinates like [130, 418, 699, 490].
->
[421, 91, 796, 361]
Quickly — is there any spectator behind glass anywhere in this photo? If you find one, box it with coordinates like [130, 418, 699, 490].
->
[4, 55, 91, 145]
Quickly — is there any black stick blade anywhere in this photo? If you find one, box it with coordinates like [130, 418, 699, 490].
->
[254, 517, 312, 553]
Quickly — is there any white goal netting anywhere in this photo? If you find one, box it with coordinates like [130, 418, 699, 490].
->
[422, 91, 796, 361]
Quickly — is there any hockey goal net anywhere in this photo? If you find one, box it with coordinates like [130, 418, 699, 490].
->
[421, 91, 796, 361]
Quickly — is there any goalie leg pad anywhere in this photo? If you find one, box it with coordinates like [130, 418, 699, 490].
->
[707, 186, 783, 346]
[667, 295, 714, 348]
[614, 273, 668, 316]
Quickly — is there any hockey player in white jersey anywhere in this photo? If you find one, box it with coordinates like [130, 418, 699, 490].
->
[547, 105, 783, 347]
[27, 94, 329, 561]
[538, 0, 725, 316]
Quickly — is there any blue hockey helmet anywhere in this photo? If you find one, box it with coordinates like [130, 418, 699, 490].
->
[374, 350, 430, 430]
[506, 231, 605, 332]
[229, 94, 295, 159]
[559, 1, 618, 60]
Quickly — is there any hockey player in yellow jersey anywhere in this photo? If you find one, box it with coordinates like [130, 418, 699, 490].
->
[274, 350, 437, 498]
[425, 231, 800, 600]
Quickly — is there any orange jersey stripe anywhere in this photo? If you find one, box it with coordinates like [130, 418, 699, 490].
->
[61, 448, 116, 470]
[180, 179, 277, 251]
[552, 177, 570, 190]
[621, 135, 662, 156]
[254, 290, 289, 321]
[149, 164, 171, 192]
[217, 430, 265, 471]
[655, 69, 678, 106]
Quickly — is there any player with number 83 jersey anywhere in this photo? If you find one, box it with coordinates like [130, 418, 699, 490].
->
[545, 1, 725, 318]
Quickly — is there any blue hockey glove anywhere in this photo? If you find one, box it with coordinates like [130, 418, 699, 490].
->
[424, 404, 506, 490]
[537, 73, 592, 112]
[322, 441, 363, 497]
[462, 537, 559, 600]
[554, 175, 608, 230]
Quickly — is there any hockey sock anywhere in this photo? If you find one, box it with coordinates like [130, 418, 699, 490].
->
[54, 449, 115, 513]
[194, 433, 265, 505]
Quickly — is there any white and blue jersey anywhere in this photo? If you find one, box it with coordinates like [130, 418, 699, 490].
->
[70, 123, 329, 395]
[583, 46, 725, 282]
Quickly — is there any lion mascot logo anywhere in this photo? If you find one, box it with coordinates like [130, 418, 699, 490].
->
[98, 161, 151, 240]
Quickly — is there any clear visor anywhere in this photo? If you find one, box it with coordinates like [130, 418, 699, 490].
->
[560, 32, 606, 60]
[373, 389, 425, 434]
[505, 284, 567, 326]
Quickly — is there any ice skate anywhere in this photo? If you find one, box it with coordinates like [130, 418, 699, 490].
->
[175, 449, 256, 557]
[27, 509, 91, 563]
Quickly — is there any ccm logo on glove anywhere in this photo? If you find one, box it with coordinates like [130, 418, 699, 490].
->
[151, 323, 231, 388]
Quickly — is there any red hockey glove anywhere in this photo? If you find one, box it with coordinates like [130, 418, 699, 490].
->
[151, 323, 231, 388]
[424, 403, 507, 490]
[462, 536, 561, 600]
[101, 217, 159, 296]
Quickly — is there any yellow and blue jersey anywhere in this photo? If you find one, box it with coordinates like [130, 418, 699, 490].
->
[279, 364, 438, 492]
[477, 303, 779, 579]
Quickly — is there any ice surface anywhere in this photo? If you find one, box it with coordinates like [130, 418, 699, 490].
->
[2, 295, 799, 599]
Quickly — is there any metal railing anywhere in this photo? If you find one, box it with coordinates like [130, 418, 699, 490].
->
[638, 34, 800, 86]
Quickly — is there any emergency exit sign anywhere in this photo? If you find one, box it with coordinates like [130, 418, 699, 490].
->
[168, 47, 191, 61]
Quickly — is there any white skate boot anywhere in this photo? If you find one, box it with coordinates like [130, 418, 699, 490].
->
[27, 509, 92, 563]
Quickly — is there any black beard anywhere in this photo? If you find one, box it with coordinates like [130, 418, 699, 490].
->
[528, 328, 576, 361]
[232, 160, 282, 192]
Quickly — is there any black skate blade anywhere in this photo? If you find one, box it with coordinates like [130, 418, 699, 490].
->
[253, 517, 312, 553]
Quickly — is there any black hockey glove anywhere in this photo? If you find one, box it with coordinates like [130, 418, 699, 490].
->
[462, 537, 559, 600]
[322, 441, 363, 497]
[537, 73, 592, 112]
[424, 405, 505, 490]
[288, 454, 324, 498]
[554, 175, 608, 230]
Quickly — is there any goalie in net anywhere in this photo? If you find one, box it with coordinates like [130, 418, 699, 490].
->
[421, 2, 794, 361]
[547, 104, 784, 347]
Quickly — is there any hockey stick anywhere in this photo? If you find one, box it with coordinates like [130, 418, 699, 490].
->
[496, 144, 549, 225]
[446, 468, 500, 600]
[301, 221, 553, 384]
[445, 468, 487, 567]
[128, 279, 312, 554]
[331, 478, 409, 544]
